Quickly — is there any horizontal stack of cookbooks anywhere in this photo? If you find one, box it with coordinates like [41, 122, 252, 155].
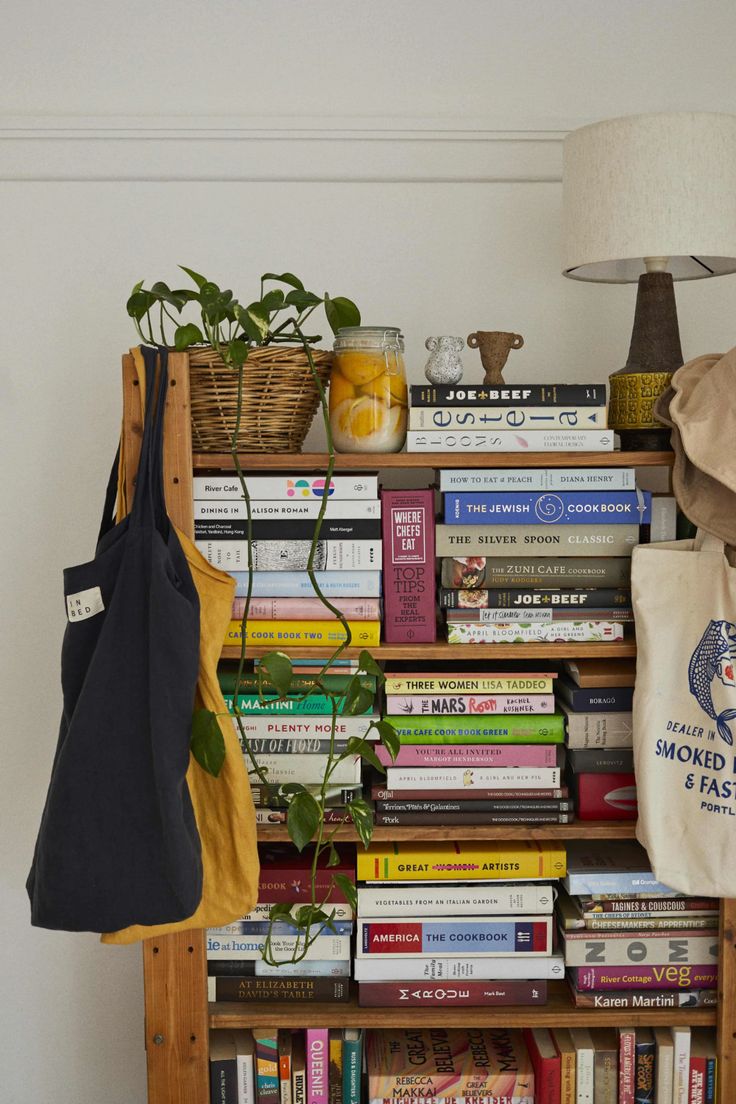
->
[354, 839, 565, 1007]
[220, 657, 376, 826]
[437, 465, 675, 645]
[559, 840, 719, 1016]
[373, 666, 571, 826]
[559, 657, 638, 820]
[193, 472, 382, 649]
[405, 381, 613, 453]
[206, 844, 355, 1005]
[366, 1024, 717, 1104]
[209, 1025, 363, 1104]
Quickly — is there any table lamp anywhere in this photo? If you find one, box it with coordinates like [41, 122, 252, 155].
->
[562, 112, 736, 449]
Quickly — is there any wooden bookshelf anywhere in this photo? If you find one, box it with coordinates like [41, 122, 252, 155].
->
[209, 982, 717, 1030]
[255, 821, 638, 842]
[130, 354, 736, 1104]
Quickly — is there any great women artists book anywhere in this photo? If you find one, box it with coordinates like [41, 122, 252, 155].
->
[356, 840, 566, 882]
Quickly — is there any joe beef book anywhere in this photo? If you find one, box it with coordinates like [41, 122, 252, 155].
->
[381, 489, 436, 643]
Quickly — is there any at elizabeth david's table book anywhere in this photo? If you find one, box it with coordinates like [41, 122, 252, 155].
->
[381, 488, 436, 643]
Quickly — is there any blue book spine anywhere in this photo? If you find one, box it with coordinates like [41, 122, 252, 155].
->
[444, 491, 652, 526]
[360, 919, 550, 954]
[566, 872, 680, 895]
[634, 1034, 656, 1103]
[705, 1057, 716, 1103]
[210, 920, 353, 937]
[233, 570, 382, 597]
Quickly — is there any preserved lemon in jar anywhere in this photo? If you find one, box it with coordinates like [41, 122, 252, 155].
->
[330, 327, 407, 452]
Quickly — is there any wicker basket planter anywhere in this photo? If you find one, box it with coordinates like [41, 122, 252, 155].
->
[188, 346, 333, 454]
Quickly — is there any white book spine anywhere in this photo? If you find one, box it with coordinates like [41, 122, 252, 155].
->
[384, 766, 561, 789]
[233, 571, 383, 598]
[654, 1028, 674, 1104]
[194, 499, 381, 519]
[238, 1049, 256, 1104]
[238, 902, 354, 922]
[232, 716, 376, 739]
[439, 468, 636, 492]
[410, 406, 606, 431]
[245, 754, 361, 785]
[352, 954, 565, 982]
[407, 429, 614, 452]
[254, 959, 350, 978]
[562, 931, 718, 967]
[563, 710, 633, 748]
[356, 883, 555, 916]
[447, 621, 624, 644]
[671, 1027, 691, 1104]
[198, 539, 381, 571]
[650, 495, 677, 542]
[569, 1030, 594, 1104]
[207, 934, 350, 961]
[193, 475, 378, 499]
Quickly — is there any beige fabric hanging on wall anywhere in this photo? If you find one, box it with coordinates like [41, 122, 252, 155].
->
[102, 349, 259, 944]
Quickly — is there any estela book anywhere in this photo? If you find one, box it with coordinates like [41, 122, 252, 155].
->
[356, 840, 566, 882]
[381, 488, 436, 643]
[410, 405, 606, 430]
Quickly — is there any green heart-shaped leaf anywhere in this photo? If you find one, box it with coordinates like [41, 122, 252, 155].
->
[190, 708, 226, 777]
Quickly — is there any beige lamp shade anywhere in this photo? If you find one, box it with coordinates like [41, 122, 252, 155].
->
[563, 112, 736, 282]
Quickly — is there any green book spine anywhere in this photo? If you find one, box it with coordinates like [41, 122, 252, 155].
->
[386, 713, 564, 743]
[341, 1031, 362, 1104]
[218, 673, 373, 694]
[224, 693, 370, 716]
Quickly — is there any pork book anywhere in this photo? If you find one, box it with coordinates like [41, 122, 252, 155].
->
[366, 1028, 534, 1104]
[381, 488, 436, 643]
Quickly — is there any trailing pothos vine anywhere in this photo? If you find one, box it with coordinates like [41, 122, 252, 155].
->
[128, 268, 399, 966]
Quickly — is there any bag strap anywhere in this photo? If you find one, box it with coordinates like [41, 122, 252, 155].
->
[129, 346, 169, 534]
[694, 528, 727, 554]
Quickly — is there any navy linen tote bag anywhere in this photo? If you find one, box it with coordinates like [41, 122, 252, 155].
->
[27, 347, 203, 931]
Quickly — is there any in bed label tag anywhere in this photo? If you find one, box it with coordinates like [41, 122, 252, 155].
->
[67, 586, 105, 622]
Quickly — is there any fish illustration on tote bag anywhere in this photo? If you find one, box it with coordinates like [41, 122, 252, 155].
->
[688, 619, 736, 745]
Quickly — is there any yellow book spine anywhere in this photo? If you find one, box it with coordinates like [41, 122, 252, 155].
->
[225, 620, 381, 648]
[356, 841, 566, 881]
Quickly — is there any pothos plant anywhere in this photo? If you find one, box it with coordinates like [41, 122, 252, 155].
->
[128, 267, 399, 966]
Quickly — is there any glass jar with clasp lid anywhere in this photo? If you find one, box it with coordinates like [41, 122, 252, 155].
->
[329, 326, 408, 452]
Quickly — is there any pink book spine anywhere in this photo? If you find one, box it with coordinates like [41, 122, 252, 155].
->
[570, 965, 718, 990]
[386, 693, 554, 714]
[618, 1029, 635, 1104]
[306, 1028, 329, 1104]
[232, 596, 381, 620]
[374, 743, 558, 767]
[381, 489, 436, 643]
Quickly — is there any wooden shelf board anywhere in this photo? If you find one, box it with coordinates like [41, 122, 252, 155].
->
[209, 983, 715, 1029]
[194, 450, 673, 471]
[256, 821, 637, 842]
[221, 641, 637, 660]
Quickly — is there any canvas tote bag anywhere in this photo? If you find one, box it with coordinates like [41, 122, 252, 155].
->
[632, 529, 736, 897]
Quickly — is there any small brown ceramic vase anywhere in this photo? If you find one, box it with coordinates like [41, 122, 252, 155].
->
[467, 331, 524, 385]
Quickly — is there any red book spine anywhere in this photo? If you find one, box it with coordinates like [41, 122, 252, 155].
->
[689, 1056, 707, 1104]
[381, 489, 436, 643]
[357, 979, 547, 1006]
[522, 1028, 561, 1104]
[574, 771, 638, 820]
[618, 1029, 635, 1104]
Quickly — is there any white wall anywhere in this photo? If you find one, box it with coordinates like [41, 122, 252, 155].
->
[3, 3, 736, 1101]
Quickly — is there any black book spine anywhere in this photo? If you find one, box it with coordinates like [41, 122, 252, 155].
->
[410, 383, 607, 407]
[377, 799, 573, 813]
[211, 977, 351, 1002]
[210, 1057, 237, 1104]
[557, 677, 634, 713]
[438, 587, 631, 609]
[567, 749, 635, 773]
[375, 811, 574, 825]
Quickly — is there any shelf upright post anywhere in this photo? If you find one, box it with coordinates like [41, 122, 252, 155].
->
[121, 351, 209, 1104]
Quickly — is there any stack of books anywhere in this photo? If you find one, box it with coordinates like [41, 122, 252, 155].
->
[354, 840, 565, 1007]
[560, 841, 719, 1016]
[374, 667, 572, 826]
[436, 466, 648, 644]
[206, 844, 355, 1005]
[209, 1026, 363, 1104]
[219, 657, 377, 824]
[366, 1024, 718, 1104]
[559, 657, 637, 820]
[404, 382, 613, 453]
[193, 473, 383, 649]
